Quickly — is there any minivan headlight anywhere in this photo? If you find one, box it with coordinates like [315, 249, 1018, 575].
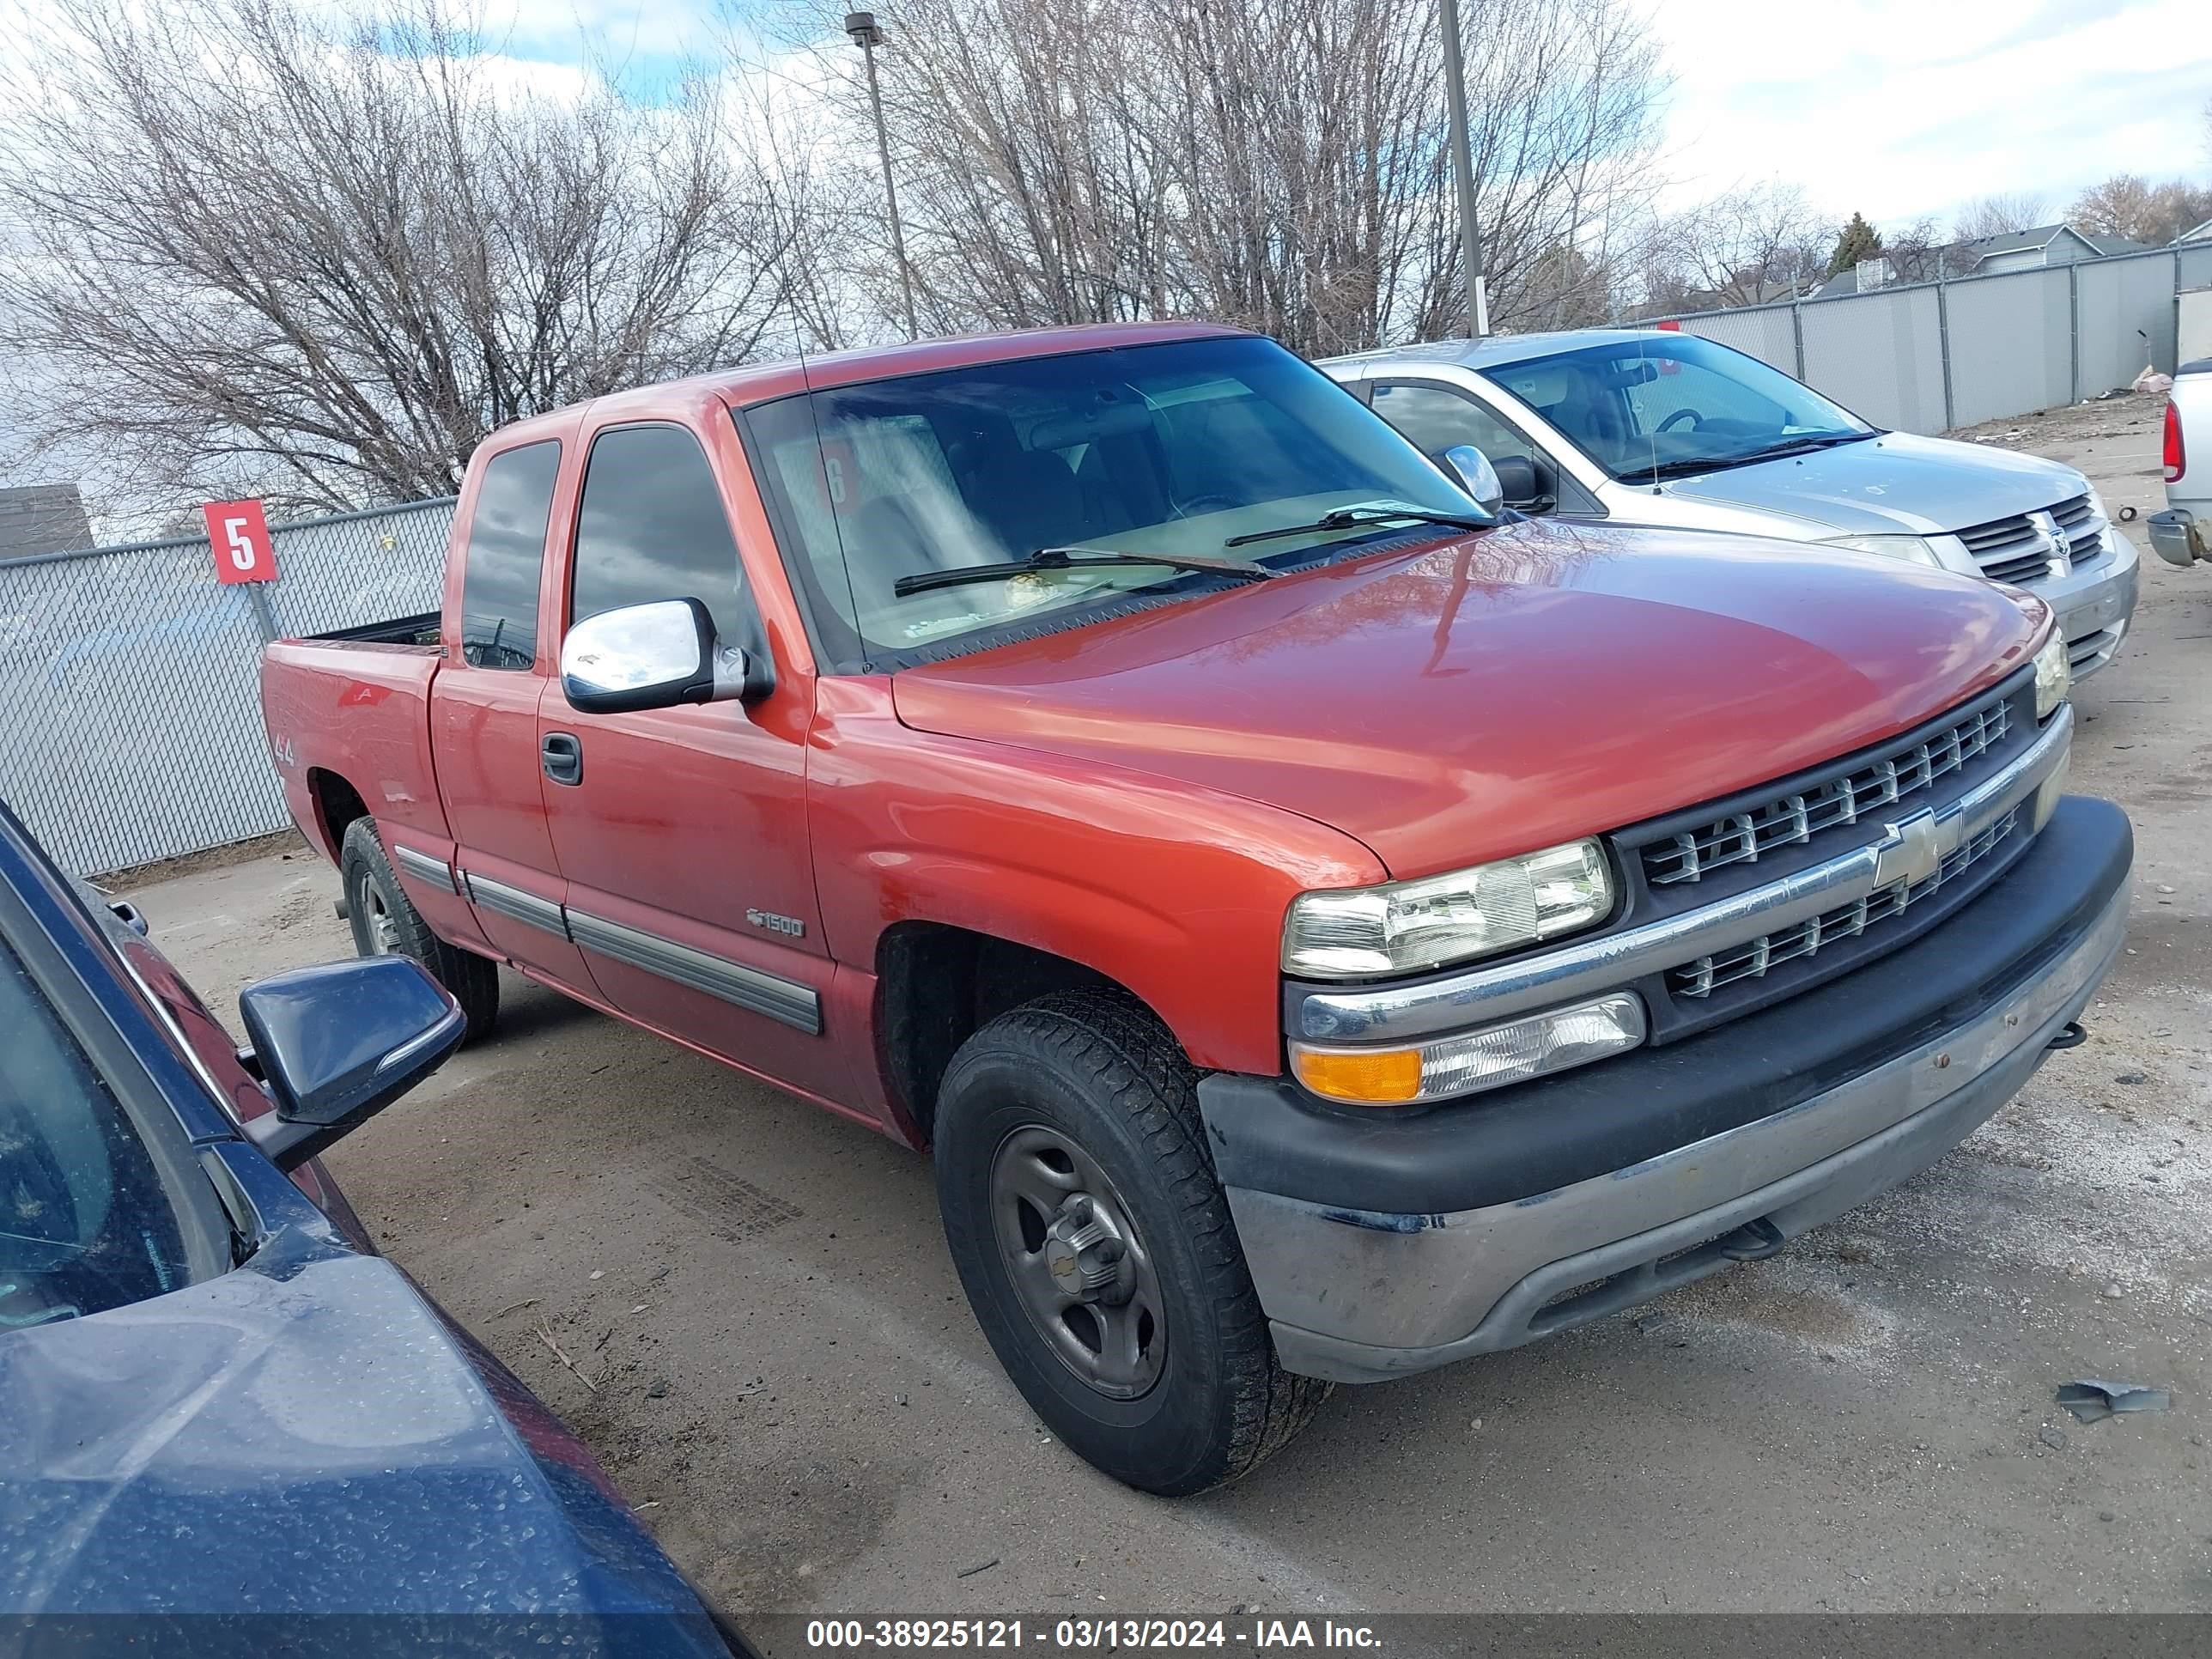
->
[1282, 840, 1613, 979]
[1821, 533, 1944, 567]
[2033, 629, 2070, 720]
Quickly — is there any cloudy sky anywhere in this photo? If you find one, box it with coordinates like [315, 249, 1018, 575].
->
[463, 0, 2212, 229]
[1648, 0, 2212, 222]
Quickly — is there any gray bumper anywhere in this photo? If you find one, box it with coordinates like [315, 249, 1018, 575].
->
[2148, 508, 2205, 569]
[1231, 883, 2127, 1385]
[2040, 534, 2137, 679]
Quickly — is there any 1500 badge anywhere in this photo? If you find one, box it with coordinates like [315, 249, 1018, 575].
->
[746, 908, 805, 938]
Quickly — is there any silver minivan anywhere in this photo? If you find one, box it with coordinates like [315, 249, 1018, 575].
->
[1323, 331, 2138, 679]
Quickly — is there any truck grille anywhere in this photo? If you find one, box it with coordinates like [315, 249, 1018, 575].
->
[1668, 810, 2017, 999]
[1644, 699, 2010, 888]
[1954, 493, 2100, 585]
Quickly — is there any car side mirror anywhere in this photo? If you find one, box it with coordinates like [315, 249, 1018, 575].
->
[1489, 454, 1556, 514]
[559, 598, 773, 715]
[236, 957, 465, 1173]
[1441, 445, 1504, 516]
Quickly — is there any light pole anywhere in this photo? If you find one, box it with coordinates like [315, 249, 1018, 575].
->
[1436, 0, 1487, 337]
[846, 10, 919, 342]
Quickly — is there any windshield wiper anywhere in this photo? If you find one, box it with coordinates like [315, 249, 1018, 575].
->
[1223, 504, 1493, 549]
[890, 545, 1278, 599]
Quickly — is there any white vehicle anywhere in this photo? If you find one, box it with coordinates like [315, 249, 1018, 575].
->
[2149, 357, 2210, 568]
[1323, 331, 2140, 680]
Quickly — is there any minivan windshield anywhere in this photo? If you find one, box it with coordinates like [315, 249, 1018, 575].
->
[744, 335, 1487, 665]
[1478, 334, 1875, 483]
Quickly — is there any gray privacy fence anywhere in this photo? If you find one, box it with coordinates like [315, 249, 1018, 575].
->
[0, 497, 456, 878]
[1663, 243, 2212, 434]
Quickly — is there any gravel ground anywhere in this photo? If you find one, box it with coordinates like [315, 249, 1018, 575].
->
[124, 392, 2211, 1617]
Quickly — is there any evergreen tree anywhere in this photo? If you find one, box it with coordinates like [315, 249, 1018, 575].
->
[1828, 212, 1884, 276]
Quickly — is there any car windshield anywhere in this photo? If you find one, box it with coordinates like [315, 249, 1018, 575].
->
[0, 934, 212, 1325]
[744, 335, 1487, 665]
[1479, 334, 1874, 482]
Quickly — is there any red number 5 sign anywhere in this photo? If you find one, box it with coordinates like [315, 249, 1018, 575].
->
[204, 500, 277, 584]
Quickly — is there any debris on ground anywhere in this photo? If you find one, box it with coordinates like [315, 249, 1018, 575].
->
[2055, 1380, 2172, 1423]
[956, 1559, 1000, 1579]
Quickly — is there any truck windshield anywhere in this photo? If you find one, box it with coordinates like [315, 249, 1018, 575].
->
[744, 335, 1486, 665]
[1479, 334, 1875, 483]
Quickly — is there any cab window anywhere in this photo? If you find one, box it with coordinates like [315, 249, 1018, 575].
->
[570, 424, 748, 641]
[458, 441, 561, 671]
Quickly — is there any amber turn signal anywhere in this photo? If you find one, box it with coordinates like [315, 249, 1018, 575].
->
[1290, 1044, 1424, 1104]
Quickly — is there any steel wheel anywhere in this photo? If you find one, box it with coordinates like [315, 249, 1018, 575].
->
[989, 1123, 1166, 1400]
[359, 877, 401, 955]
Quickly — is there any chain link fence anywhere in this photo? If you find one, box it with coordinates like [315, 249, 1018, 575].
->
[0, 497, 455, 878]
[1659, 243, 2212, 434]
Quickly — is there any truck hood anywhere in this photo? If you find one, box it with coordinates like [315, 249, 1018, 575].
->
[890, 521, 2045, 879]
[1658, 430, 2087, 538]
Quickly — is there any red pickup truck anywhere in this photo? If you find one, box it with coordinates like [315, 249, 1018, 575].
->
[262, 321, 2130, 1495]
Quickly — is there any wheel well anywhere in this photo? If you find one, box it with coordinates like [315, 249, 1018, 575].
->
[307, 769, 370, 857]
[876, 923, 1137, 1146]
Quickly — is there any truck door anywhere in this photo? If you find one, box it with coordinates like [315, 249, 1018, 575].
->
[535, 421, 843, 1104]
[428, 433, 600, 993]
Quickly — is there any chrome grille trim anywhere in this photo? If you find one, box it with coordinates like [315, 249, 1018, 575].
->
[1954, 493, 2099, 586]
[1292, 704, 2071, 1044]
[1669, 811, 2015, 998]
[1645, 700, 2009, 887]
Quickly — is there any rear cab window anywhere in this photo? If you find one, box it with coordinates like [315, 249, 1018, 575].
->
[458, 440, 562, 670]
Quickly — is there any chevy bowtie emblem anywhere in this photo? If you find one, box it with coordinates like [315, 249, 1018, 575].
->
[1873, 807, 1961, 890]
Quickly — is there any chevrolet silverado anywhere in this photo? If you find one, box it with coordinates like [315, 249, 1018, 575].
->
[260, 322, 2131, 1495]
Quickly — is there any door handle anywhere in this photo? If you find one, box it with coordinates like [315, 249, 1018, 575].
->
[542, 732, 583, 786]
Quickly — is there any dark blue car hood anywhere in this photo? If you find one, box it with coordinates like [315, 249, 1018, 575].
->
[0, 1223, 720, 1643]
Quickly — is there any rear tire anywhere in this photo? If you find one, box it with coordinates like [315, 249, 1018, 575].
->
[933, 989, 1329, 1495]
[338, 817, 500, 1042]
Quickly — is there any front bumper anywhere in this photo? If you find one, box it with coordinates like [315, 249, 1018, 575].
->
[1202, 796, 2130, 1384]
[2148, 507, 2206, 569]
[2039, 532, 2138, 679]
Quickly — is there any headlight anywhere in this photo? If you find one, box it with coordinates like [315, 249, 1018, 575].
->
[1282, 839, 1613, 979]
[1820, 533, 1945, 567]
[2033, 629, 2070, 720]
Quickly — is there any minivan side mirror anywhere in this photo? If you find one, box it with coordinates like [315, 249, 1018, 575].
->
[559, 598, 773, 715]
[236, 957, 465, 1173]
[1489, 454, 1556, 514]
[1441, 445, 1504, 517]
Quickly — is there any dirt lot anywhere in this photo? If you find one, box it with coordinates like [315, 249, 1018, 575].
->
[125, 393, 2211, 1616]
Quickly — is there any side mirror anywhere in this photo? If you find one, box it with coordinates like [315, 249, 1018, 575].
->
[236, 957, 465, 1173]
[559, 598, 772, 715]
[1489, 454, 1556, 514]
[1441, 445, 1504, 517]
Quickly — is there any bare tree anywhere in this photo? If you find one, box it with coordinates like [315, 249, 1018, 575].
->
[1641, 180, 1828, 310]
[2069, 173, 2212, 246]
[1953, 191, 2047, 241]
[0, 0, 840, 519]
[799, 0, 1664, 356]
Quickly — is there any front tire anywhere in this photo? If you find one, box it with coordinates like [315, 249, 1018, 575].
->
[933, 990, 1329, 1495]
[338, 817, 500, 1042]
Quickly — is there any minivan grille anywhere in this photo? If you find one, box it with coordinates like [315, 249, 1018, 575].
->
[1954, 493, 2100, 585]
[1644, 699, 2010, 888]
[1668, 811, 2016, 999]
